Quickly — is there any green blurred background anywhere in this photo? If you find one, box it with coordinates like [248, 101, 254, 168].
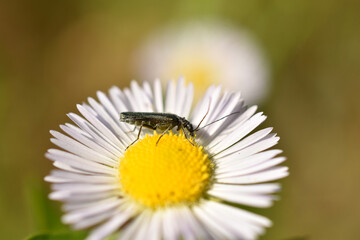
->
[0, 0, 359, 239]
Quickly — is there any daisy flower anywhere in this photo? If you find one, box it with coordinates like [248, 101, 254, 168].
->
[45, 78, 288, 240]
[133, 21, 270, 104]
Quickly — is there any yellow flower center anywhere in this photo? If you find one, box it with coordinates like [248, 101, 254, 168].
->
[119, 132, 212, 209]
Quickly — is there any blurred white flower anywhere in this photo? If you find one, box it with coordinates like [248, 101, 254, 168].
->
[133, 21, 270, 104]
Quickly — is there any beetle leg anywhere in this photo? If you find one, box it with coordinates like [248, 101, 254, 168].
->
[126, 124, 143, 150]
[126, 125, 137, 133]
[156, 125, 172, 145]
[182, 125, 195, 146]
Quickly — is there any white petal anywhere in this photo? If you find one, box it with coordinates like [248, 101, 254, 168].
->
[153, 78, 164, 112]
[209, 191, 278, 208]
[77, 104, 125, 151]
[96, 91, 120, 121]
[221, 104, 257, 134]
[216, 135, 280, 165]
[130, 80, 153, 112]
[63, 197, 122, 224]
[60, 191, 120, 209]
[50, 190, 116, 202]
[208, 183, 282, 208]
[190, 85, 216, 124]
[45, 170, 116, 184]
[210, 112, 267, 154]
[142, 81, 154, 101]
[200, 85, 222, 128]
[48, 191, 71, 201]
[51, 183, 119, 194]
[182, 82, 193, 118]
[200, 92, 241, 138]
[193, 205, 235, 239]
[108, 86, 131, 113]
[224, 134, 280, 159]
[133, 211, 153, 240]
[123, 87, 140, 111]
[217, 157, 286, 178]
[52, 161, 88, 174]
[46, 150, 116, 175]
[200, 91, 231, 130]
[201, 201, 270, 238]
[176, 206, 211, 240]
[191, 85, 222, 128]
[172, 77, 185, 116]
[173, 77, 193, 118]
[205, 201, 272, 227]
[201, 204, 254, 239]
[195, 91, 232, 141]
[118, 211, 149, 240]
[60, 124, 117, 159]
[145, 210, 163, 240]
[161, 208, 181, 240]
[72, 210, 115, 230]
[165, 80, 176, 113]
[87, 209, 134, 240]
[88, 97, 133, 145]
[206, 105, 257, 148]
[217, 166, 289, 184]
[214, 127, 273, 159]
[211, 183, 281, 194]
[217, 149, 283, 170]
[67, 113, 122, 156]
[50, 130, 117, 166]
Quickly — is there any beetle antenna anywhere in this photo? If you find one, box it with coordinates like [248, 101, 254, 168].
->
[195, 111, 242, 131]
[194, 98, 211, 131]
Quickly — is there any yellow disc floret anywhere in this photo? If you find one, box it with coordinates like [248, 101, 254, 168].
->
[119, 132, 212, 209]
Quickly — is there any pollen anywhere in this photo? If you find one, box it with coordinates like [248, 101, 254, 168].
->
[119, 132, 213, 209]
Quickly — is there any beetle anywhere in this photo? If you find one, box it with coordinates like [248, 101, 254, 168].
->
[120, 112, 197, 149]
[120, 99, 241, 149]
